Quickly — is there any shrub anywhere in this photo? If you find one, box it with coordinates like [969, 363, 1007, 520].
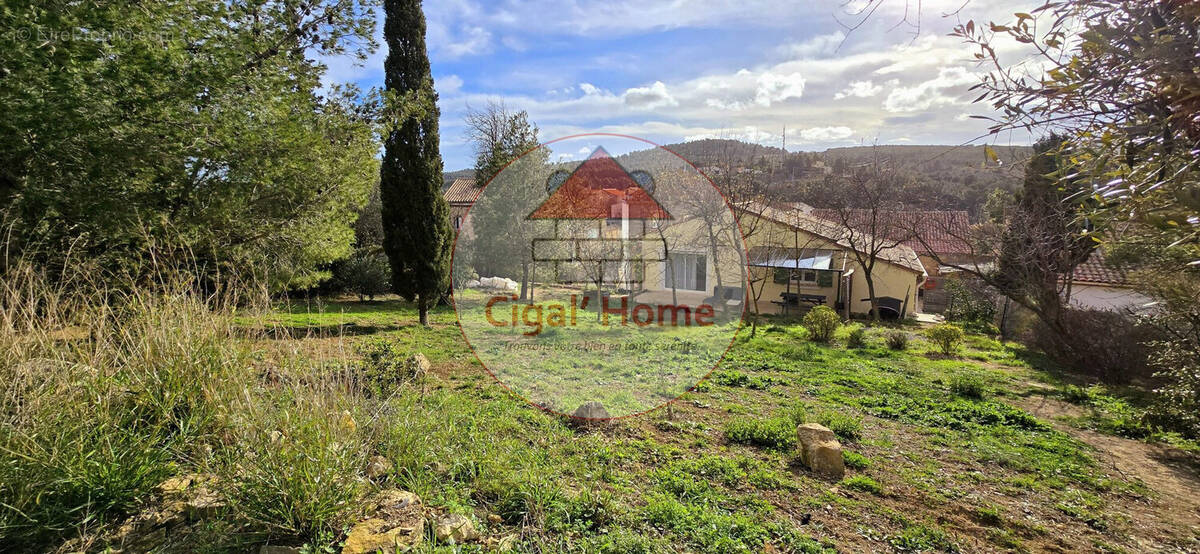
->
[926, 324, 964, 355]
[845, 326, 867, 349]
[1029, 309, 1157, 383]
[724, 417, 795, 449]
[950, 374, 987, 399]
[885, 331, 909, 350]
[355, 339, 426, 392]
[335, 248, 391, 301]
[944, 278, 998, 333]
[1060, 384, 1098, 405]
[1147, 337, 1200, 439]
[803, 305, 841, 343]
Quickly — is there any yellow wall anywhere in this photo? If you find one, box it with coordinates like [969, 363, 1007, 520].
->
[742, 214, 923, 317]
[637, 212, 924, 317]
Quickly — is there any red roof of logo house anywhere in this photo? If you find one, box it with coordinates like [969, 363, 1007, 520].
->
[527, 147, 671, 220]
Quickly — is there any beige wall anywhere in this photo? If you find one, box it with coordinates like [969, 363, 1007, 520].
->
[742, 214, 923, 317]
[637, 212, 925, 317]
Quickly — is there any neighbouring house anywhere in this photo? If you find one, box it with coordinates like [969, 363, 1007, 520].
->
[809, 209, 979, 313]
[739, 203, 927, 319]
[1068, 250, 1154, 313]
[447, 167, 928, 319]
[443, 177, 481, 236]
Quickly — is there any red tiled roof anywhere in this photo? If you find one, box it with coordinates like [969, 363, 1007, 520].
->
[746, 202, 927, 275]
[1072, 251, 1131, 286]
[809, 209, 972, 255]
[528, 147, 670, 220]
[443, 177, 481, 205]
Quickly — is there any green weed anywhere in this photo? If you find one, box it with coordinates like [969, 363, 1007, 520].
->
[725, 417, 796, 449]
[840, 475, 882, 495]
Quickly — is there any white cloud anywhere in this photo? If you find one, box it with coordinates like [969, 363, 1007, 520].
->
[795, 126, 855, 143]
[438, 74, 464, 94]
[579, 82, 605, 96]
[623, 81, 678, 109]
[882, 66, 979, 113]
[442, 25, 492, 58]
[701, 69, 805, 111]
[755, 71, 806, 106]
[834, 80, 884, 99]
[779, 31, 846, 59]
[421, 0, 1044, 168]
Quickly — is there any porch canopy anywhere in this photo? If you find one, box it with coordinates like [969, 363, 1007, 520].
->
[747, 246, 835, 270]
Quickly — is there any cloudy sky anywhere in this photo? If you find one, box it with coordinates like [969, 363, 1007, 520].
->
[325, 0, 1040, 170]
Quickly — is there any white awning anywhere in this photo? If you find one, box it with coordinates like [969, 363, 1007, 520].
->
[748, 247, 835, 270]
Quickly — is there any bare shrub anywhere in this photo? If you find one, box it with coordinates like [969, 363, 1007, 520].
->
[1029, 309, 1157, 384]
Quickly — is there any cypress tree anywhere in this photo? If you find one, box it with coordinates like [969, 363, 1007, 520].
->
[380, 0, 452, 326]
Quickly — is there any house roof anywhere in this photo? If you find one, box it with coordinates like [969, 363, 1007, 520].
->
[528, 147, 670, 220]
[743, 203, 927, 276]
[1072, 251, 1132, 286]
[444, 177, 481, 205]
[809, 209, 972, 255]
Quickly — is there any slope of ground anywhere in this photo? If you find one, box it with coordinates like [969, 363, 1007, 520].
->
[230, 297, 1200, 553]
[9, 295, 1198, 553]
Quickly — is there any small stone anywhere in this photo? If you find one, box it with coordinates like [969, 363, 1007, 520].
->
[340, 410, 357, 433]
[184, 488, 225, 520]
[157, 474, 194, 496]
[341, 490, 424, 554]
[260, 546, 303, 554]
[434, 513, 479, 544]
[572, 401, 610, 420]
[366, 455, 393, 479]
[496, 534, 518, 551]
[406, 353, 431, 375]
[795, 423, 845, 480]
[342, 518, 420, 554]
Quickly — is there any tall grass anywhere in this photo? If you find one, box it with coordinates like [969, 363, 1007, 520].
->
[0, 263, 372, 549]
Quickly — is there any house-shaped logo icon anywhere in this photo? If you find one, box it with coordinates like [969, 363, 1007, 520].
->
[528, 147, 671, 220]
[529, 147, 671, 288]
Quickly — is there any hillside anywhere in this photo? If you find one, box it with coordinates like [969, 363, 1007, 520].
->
[648, 140, 1033, 218]
[446, 140, 1033, 217]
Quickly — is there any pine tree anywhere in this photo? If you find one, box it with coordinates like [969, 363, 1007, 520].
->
[380, 0, 452, 325]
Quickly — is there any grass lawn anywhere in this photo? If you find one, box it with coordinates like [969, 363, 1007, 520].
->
[5, 294, 1198, 553]
[230, 296, 1200, 553]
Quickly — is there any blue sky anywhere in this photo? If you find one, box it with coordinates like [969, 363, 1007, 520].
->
[324, 0, 1038, 170]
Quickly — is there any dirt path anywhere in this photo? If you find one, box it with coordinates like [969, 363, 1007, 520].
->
[1016, 395, 1200, 552]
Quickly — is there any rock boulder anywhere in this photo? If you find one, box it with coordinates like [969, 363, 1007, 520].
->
[341, 490, 423, 554]
[795, 423, 845, 480]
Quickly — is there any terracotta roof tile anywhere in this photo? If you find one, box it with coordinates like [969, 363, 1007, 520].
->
[809, 209, 972, 255]
[745, 202, 927, 276]
[1072, 251, 1131, 286]
[443, 178, 481, 205]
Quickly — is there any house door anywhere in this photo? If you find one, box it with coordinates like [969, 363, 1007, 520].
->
[666, 253, 706, 292]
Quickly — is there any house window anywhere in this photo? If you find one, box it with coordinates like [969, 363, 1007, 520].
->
[665, 253, 706, 292]
[772, 268, 831, 287]
[453, 216, 462, 230]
